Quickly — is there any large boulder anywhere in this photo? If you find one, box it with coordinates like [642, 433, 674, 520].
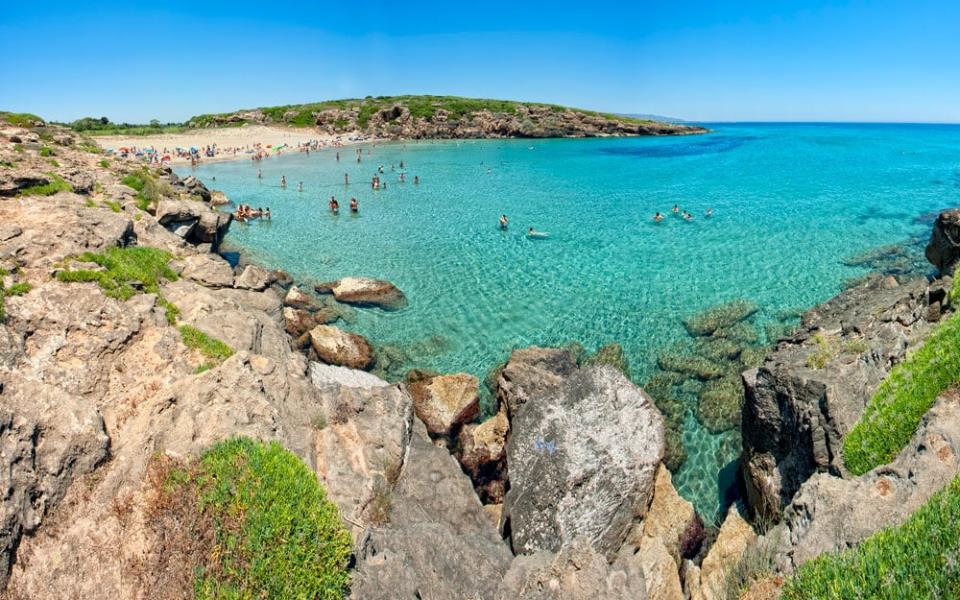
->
[178, 253, 235, 288]
[308, 325, 375, 370]
[179, 175, 211, 202]
[234, 264, 273, 291]
[349, 416, 513, 599]
[155, 199, 231, 250]
[315, 276, 407, 310]
[496, 537, 649, 600]
[741, 275, 933, 521]
[0, 170, 49, 197]
[698, 503, 756, 600]
[925, 208, 960, 274]
[496, 346, 578, 417]
[503, 364, 665, 558]
[409, 372, 481, 437]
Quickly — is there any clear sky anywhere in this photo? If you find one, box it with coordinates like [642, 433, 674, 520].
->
[2, 0, 958, 123]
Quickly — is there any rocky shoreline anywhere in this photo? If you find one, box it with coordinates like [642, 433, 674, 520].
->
[2, 115, 959, 599]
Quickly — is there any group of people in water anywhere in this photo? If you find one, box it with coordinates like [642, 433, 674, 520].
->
[327, 196, 359, 214]
[654, 204, 713, 223]
[498, 214, 549, 239]
[234, 204, 270, 222]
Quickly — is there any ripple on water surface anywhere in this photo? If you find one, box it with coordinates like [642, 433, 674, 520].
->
[183, 123, 960, 521]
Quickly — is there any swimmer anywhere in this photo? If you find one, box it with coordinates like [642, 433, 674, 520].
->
[329, 196, 340, 213]
[672, 204, 679, 214]
[350, 198, 358, 213]
[399, 173, 406, 183]
[257, 169, 262, 179]
[414, 175, 419, 185]
[344, 173, 349, 185]
[706, 208, 713, 218]
[336, 151, 340, 162]
[297, 181, 303, 192]
[683, 211, 693, 221]
[399, 160, 404, 169]
[265, 207, 271, 220]
[499, 214, 509, 230]
[280, 175, 287, 189]
[654, 212, 664, 222]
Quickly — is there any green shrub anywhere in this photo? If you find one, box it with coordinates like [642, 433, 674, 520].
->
[99, 159, 110, 168]
[102, 199, 122, 213]
[5, 282, 31, 296]
[39, 146, 54, 157]
[191, 437, 352, 598]
[783, 475, 960, 599]
[178, 325, 234, 364]
[844, 313, 960, 474]
[18, 173, 72, 196]
[56, 246, 177, 301]
[805, 333, 840, 369]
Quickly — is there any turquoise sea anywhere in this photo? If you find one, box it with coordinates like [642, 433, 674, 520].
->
[182, 123, 959, 521]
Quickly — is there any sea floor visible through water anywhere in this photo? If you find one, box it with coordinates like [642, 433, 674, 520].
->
[182, 123, 958, 522]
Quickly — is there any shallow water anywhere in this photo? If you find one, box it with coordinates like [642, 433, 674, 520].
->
[182, 123, 960, 520]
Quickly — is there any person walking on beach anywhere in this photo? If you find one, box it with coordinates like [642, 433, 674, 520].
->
[350, 198, 359, 213]
[281, 175, 287, 189]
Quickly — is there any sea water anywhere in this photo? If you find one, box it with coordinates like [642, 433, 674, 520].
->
[182, 123, 960, 520]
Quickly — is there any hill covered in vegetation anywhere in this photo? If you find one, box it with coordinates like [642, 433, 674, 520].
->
[184, 95, 707, 139]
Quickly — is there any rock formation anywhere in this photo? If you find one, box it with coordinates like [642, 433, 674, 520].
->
[316, 276, 408, 310]
[925, 207, 960, 274]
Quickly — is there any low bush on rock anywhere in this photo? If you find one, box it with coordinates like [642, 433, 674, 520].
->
[783, 475, 960, 598]
[844, 312, 960, 474]
[179, 324, 234, 367]
[18, 173, 72, 196]
[56, 246, 180, 323]
[143, 438, 351, 599]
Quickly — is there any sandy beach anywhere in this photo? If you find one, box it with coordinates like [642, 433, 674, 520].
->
[95, 124, 364, 164]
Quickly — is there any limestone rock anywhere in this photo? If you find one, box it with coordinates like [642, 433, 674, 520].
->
[179, 174, 212, 202]
[283, 285, 316, 309]
[155, 199, 231, 250]
[282, 306, 317, 337]
[638, 465, 699, 564]
[308, 324, 375, 370]
[179, 253, 235, 288]
[925, 208, 960, 274]
[316, 276, 407, 310]
[769, 390, 960, 574]
[496, 537, 648, 600]
[700, 503, 756, 600]
[409, 372, 481, 436]
[741, 275, 933, 520]
[234, 264, 273, 291]
[349, 418, 513, 599]
[308, 361, 387, 390]
[496, 346, 578, 417]
[503, 364, 664, 558]
[0, 170, 49, 196]
[458, 408, 509, 476]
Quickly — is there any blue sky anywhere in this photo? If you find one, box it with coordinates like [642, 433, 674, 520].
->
[2, 0, 959, 123]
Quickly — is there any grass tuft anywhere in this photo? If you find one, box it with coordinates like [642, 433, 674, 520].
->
[56, 246, 177, 301]
[178, 325, 234, 364]
[18, 173, 72, 196]
[843, 313, 960, 474]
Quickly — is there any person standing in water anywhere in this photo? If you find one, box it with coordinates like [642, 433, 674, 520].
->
[706, 208, 713, 218]
[297, 181, 303, 192]
[280, 175, 286, 189]
[654, 212, 664, 222]
[350, 198, 359, 213]
[257, 168, 262, 179]
[672, 204, 679, 215]
[414, 175, 419, 185]
[344, 173, 349, 185]
[265, 207, 271, 220]
[329, 196, 339, 213]
[499, 214, 509, 229]
[336, 151, 340, 162]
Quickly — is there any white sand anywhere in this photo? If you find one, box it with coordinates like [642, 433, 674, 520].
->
[95, 124, 363, 164]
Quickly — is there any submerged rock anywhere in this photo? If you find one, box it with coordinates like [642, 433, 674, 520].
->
[581, 342, 631, 378]
[315, 276, 407, 310]
[696, 376, 742, 433]
[308, 325, 375, 370]
[683, 299, 757, 337]
[503, 364, 664, 558]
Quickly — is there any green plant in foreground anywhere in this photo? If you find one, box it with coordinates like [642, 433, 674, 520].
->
[805, 333, 840, 369]
[190, 437, 352, 599]
[56, 246, 177, 300]
[783, 475, 960, 599]
[102, 199, 122, 213]
[99, 159, 110, 168]
[39, 146, 54, 157]
[178, 325, 234, 364]
[18, 173, 72, 196]
[844, 313, 960, 475]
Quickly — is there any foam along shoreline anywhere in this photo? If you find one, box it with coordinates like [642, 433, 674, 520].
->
[94, 124, 369, 165]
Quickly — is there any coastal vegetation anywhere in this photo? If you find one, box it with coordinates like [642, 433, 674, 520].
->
[179, 324, 234, 371]
[149, 438, 352, 599]
[0, 111, 44, 127]
[64, 116, 188, 136]
[0, 267, 31, 323]
[17, 173, 72, 196]
[843, 308, 960, 475]
[782, 474, 960, 598]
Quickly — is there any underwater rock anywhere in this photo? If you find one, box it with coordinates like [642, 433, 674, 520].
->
[696, 376, 742, 434]
[712, 320, 760, 345]
[683, 300, 758, 337]
[582, 342, 631, 378]
[657, 351, 724, 380]
[693, 337, 742, 362]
